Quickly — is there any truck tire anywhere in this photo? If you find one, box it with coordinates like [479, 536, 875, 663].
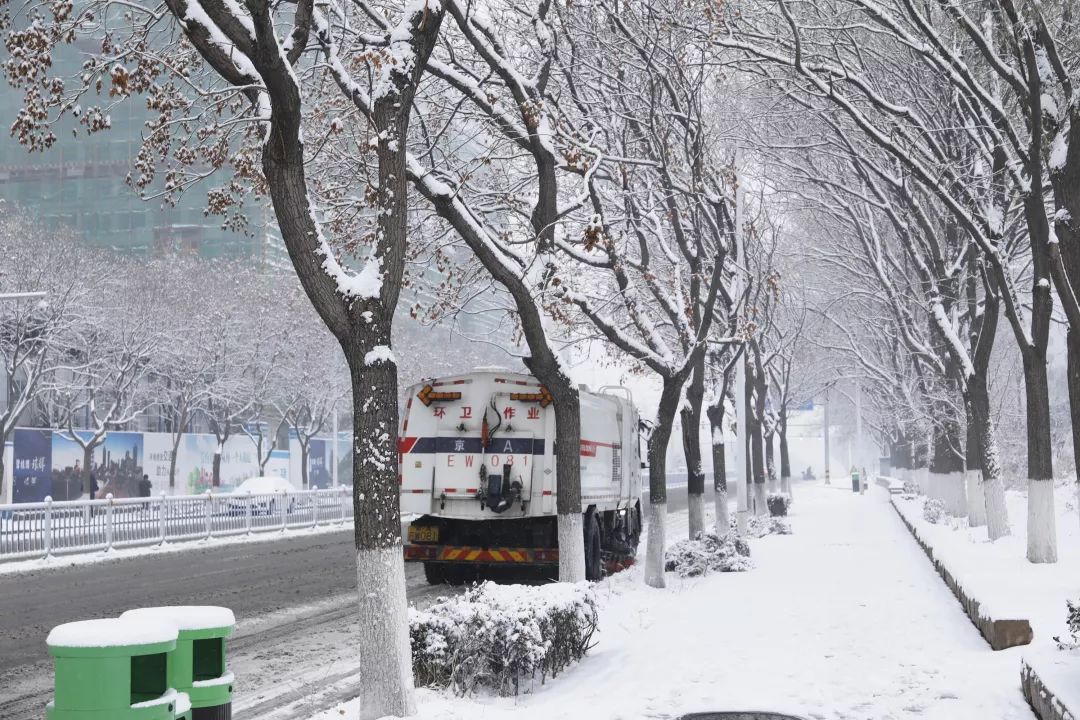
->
[584, 514, 602, 581]
[423, 562, 446, 585]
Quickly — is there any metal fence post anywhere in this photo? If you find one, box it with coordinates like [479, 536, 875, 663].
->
[43, 496, 53, 559]
[245, 491, 253, 535]
[158, 492, 167, 544]
[204, 491, 212, 539]
[312, 490, 319, 529]
[105, 494, 114, 550]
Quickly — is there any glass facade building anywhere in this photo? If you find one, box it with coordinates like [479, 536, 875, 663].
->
[0, 48, 277, 260]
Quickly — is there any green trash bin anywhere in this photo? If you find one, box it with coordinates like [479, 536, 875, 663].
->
[121, 607, 235, 720]
[851, 470, 861, 493]
[46, 617, 191, 720]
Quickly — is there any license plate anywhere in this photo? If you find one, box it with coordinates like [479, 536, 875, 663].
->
[408, 526, 439, 543]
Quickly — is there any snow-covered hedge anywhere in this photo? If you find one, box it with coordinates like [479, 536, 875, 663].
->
[664, 531, 752, 577]
[923, 498, 945, 524]
[903, 478, 920, 496]
[410, 581, 598, 696]
[766, 492, 791, 517]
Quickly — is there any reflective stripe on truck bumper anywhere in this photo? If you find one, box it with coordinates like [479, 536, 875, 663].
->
[404, 544, 559, 564]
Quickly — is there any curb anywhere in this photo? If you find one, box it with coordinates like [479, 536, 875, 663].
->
[1023, 658, 1077, 720]
[890, 496, 1032, 651]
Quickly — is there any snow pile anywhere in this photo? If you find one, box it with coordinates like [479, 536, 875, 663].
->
[923, 498, 945, 524]
[664, 531, 752, 577]
[410, 581, 598, 697]
[766, 492, 791, 517]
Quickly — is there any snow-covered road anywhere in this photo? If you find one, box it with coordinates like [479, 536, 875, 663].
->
[315, 481, 1036, 720]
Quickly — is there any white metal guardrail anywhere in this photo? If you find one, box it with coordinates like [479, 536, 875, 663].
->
[0, 488, 355, 562]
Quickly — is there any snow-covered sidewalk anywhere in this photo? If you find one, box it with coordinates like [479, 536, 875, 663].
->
[310, 482, 1035, 720]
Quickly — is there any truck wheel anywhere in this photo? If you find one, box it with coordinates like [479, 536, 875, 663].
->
[584, 514, 602, 581]
[423, 562, 446, 585]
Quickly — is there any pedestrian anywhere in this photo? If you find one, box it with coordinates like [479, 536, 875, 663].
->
[89, 473, 99, 501]
[138, 474, 152, 498]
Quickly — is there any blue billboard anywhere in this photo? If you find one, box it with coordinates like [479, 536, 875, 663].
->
[12, 429, 52, 503]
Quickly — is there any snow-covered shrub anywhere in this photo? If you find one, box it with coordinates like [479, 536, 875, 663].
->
[923, 498, 945, 524]
[903, 478, 920, 496]
[664, 531, 752, 577]
[410, 581, 598, 696]
[730, 514, 793, 537]
[766, 492, 791, 517]
[1054, 600, 1080, 650]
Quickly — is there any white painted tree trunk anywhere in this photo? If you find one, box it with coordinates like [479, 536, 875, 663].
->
[780, 475, 792, 495]
[926, 472, 941, 502]
[714, 488, 729, 536]
[753, 483, 766, 517]
[644, 501, 666, 588]
[767, 474, 778, 495]
[558, 513, 586, 582]
[945, 471, 967, 517]
[966, 469, 986, 527]
[355, 546, 415, 720]
[984, 473, 1010, 541]
[688, 493, 704, 539]
[914, 467, 928, 495]
[1027, 479, 1058, 563]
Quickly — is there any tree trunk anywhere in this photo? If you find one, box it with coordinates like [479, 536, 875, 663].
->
[212, 437, 223, 489]
[344, 333, 413, 718]
[707, 402, 729, 536]
[1048, 108, 1080, 532]
[547, 384, 586, 583]
[964, 400, 987, 528]
[246, 4, 442, 716]
[1069, 329, 1080, 531]
[82, 444, 95, 498]
[764, 427, 777, 495]
[967, 375, 1009, 539]
[168, 405, 187, 490]
[1022, 349, 1057, 563]
[779, 411, 792, 497]
[748, 357, 766, 516]
[645, 377, 683, 588]
[259, 437, 272, 474]
[300, 439, 310, 488]
[911, 432, 929, 495]
[168, 433, 181, 490]
[930, 399, 965, 517]
[681, 352, 706, 539]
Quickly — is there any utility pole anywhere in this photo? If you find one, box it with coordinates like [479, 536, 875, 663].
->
[734, 147, 749, 535]
[823, 391, 831, 485]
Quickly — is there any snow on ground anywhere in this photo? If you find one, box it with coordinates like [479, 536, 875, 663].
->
[894, 481, 1080, 717]
[893, 482, 1080, 644]
[309, 482, 1035, 720]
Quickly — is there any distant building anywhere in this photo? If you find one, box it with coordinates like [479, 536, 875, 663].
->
[0, 49, 284, 261]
